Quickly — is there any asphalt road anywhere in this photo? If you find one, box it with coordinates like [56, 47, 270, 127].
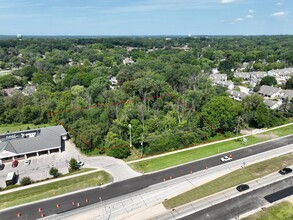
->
[179, 176, 293, 220]
[1, 135, 293, 220]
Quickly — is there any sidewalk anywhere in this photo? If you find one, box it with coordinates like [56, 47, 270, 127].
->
[128, 122, 293, 164]
[0, 169, 99, 195]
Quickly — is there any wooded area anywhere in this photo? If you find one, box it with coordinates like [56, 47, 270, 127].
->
[0, 36, 292, 158]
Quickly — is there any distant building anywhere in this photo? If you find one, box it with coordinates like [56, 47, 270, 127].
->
[0, 125, 67, 162]
[209, 74, 227, 82]
[228, 90, 249, 101]
[258, 85, 282, 99]
[123, 57, 134, 65]
[264, 99, 282, 110]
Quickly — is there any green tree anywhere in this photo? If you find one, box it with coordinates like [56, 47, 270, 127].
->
[49, 167, 59, 178]
[69, 158, 78, 172]
[201, 96, 243, 134]
[260, 76, 277, 86]
[254, 103, 270, 127]
[285, 77, 293, 89]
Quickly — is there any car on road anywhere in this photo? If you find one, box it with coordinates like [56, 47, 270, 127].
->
[279, 167, 292, 175]
[77, 161, 84, 166]
[220, 155, 233, 162]
[236, 184, 249, 192]
[24, 160, 31, 166]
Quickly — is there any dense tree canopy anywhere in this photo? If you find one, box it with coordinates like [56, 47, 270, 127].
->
[0, 36, 291, 159]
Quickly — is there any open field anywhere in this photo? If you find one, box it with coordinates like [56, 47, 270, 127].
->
[242, 201, 293, 220]
[130, 124, 293, 173]
[0, 123, 53, 134]
[0, 170, 111, 210]
[163, 153, 293, 209]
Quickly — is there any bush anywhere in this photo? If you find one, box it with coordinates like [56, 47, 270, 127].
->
[20, 177, 32, 186]
[49, 167, 59, 178]
[69, 158, 78, 172]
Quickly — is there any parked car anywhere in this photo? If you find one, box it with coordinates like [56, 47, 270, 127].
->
[77, 161, 84, 166]
[24, 160, 31, 166]
[12, 160, 18, 168]
[236, 184, 249, 192]
[279, 167, 292, 175]
[221, 155, 233, 162]
[0, 163, 5, 170]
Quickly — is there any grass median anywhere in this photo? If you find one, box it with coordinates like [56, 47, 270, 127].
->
[242, 201, 293, 220]
[163, 153, 293, 209]
[0, 170, 111, 210]
[130, 124, 293, 173]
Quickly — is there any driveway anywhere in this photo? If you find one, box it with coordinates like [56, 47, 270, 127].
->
[0, 141, 140, 188]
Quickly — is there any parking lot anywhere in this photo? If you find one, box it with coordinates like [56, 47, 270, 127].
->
[0, 140, 140, 188]
[0, 141, 83, 188]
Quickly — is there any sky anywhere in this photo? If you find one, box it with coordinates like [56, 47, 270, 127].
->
[0, 0, 292, 36]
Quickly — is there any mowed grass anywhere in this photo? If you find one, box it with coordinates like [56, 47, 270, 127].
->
[163, 153, 293, 209]
[130, 135, 268, 173]
[129, 124, 293, 173]
[242, 201, 293, 220]
[0, 171, 111, 210]
[0, 123, 53, 134]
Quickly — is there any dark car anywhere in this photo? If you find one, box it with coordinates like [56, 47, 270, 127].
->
[0, 164, 4, 170]
[236, 184, 249, 192]
[279, 167, 292, 175]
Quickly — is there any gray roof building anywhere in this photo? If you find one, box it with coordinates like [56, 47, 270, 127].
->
[258, 85, 282, 99]
[0, 125, 67, 160]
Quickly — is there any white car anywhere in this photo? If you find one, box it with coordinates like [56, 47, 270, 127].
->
[221, 155, 233, 162]
[77, 161, 84, 166]
[24, 160, 31, 166]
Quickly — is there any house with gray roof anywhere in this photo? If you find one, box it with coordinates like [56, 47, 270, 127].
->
[264, 99, 282, 110]
[280, 90, 293, 102]
[0, 125, 67, 162]
[258, 85, 282, 99]
[209, 74, 227, 82]
[227, 90, 249, 101]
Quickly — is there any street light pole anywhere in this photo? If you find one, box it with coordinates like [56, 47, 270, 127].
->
[141, 134, 144, 157]
[128, 124, 132, 148]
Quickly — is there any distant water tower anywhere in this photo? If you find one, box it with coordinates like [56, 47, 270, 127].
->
[16, 34, 22, 40]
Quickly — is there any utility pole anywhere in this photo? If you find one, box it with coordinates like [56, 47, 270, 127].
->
[236, 115, 241, 136]
[128, 124, 132, 148]
[141, 134, 144, 157]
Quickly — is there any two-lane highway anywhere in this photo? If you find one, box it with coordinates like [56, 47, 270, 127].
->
[1, 135, 293, 220]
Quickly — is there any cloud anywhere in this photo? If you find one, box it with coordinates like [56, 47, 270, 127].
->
[220, 0, 242, 3]
[235, 17, 243, 21]
[248, 9, 255, 13]
[246, 14, 253, 18]
[271, 11, 288, 17]
[276, 2, 283, 6]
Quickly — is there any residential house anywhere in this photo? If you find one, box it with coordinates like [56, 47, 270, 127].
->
[214, 81, 234, 90]
[209, 74, 227, 82]
[280, 89, 293, 102]
[264, 99, 282, 110]
[123, 57, 134, 65]
[258, 85, 282, 99]
[228, 90, 249, 101]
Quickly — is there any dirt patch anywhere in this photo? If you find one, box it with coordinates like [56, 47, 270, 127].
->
[253, 133, 278, 139]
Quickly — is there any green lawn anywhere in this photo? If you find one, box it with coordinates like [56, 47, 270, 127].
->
[130, 135, 268, 173]
[242, 201, 293, 220]
[0, 123, 53, 134]
[163, 153, 293, 209]
[130, 124, 293, 173]
[0, 170, 111, 210]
